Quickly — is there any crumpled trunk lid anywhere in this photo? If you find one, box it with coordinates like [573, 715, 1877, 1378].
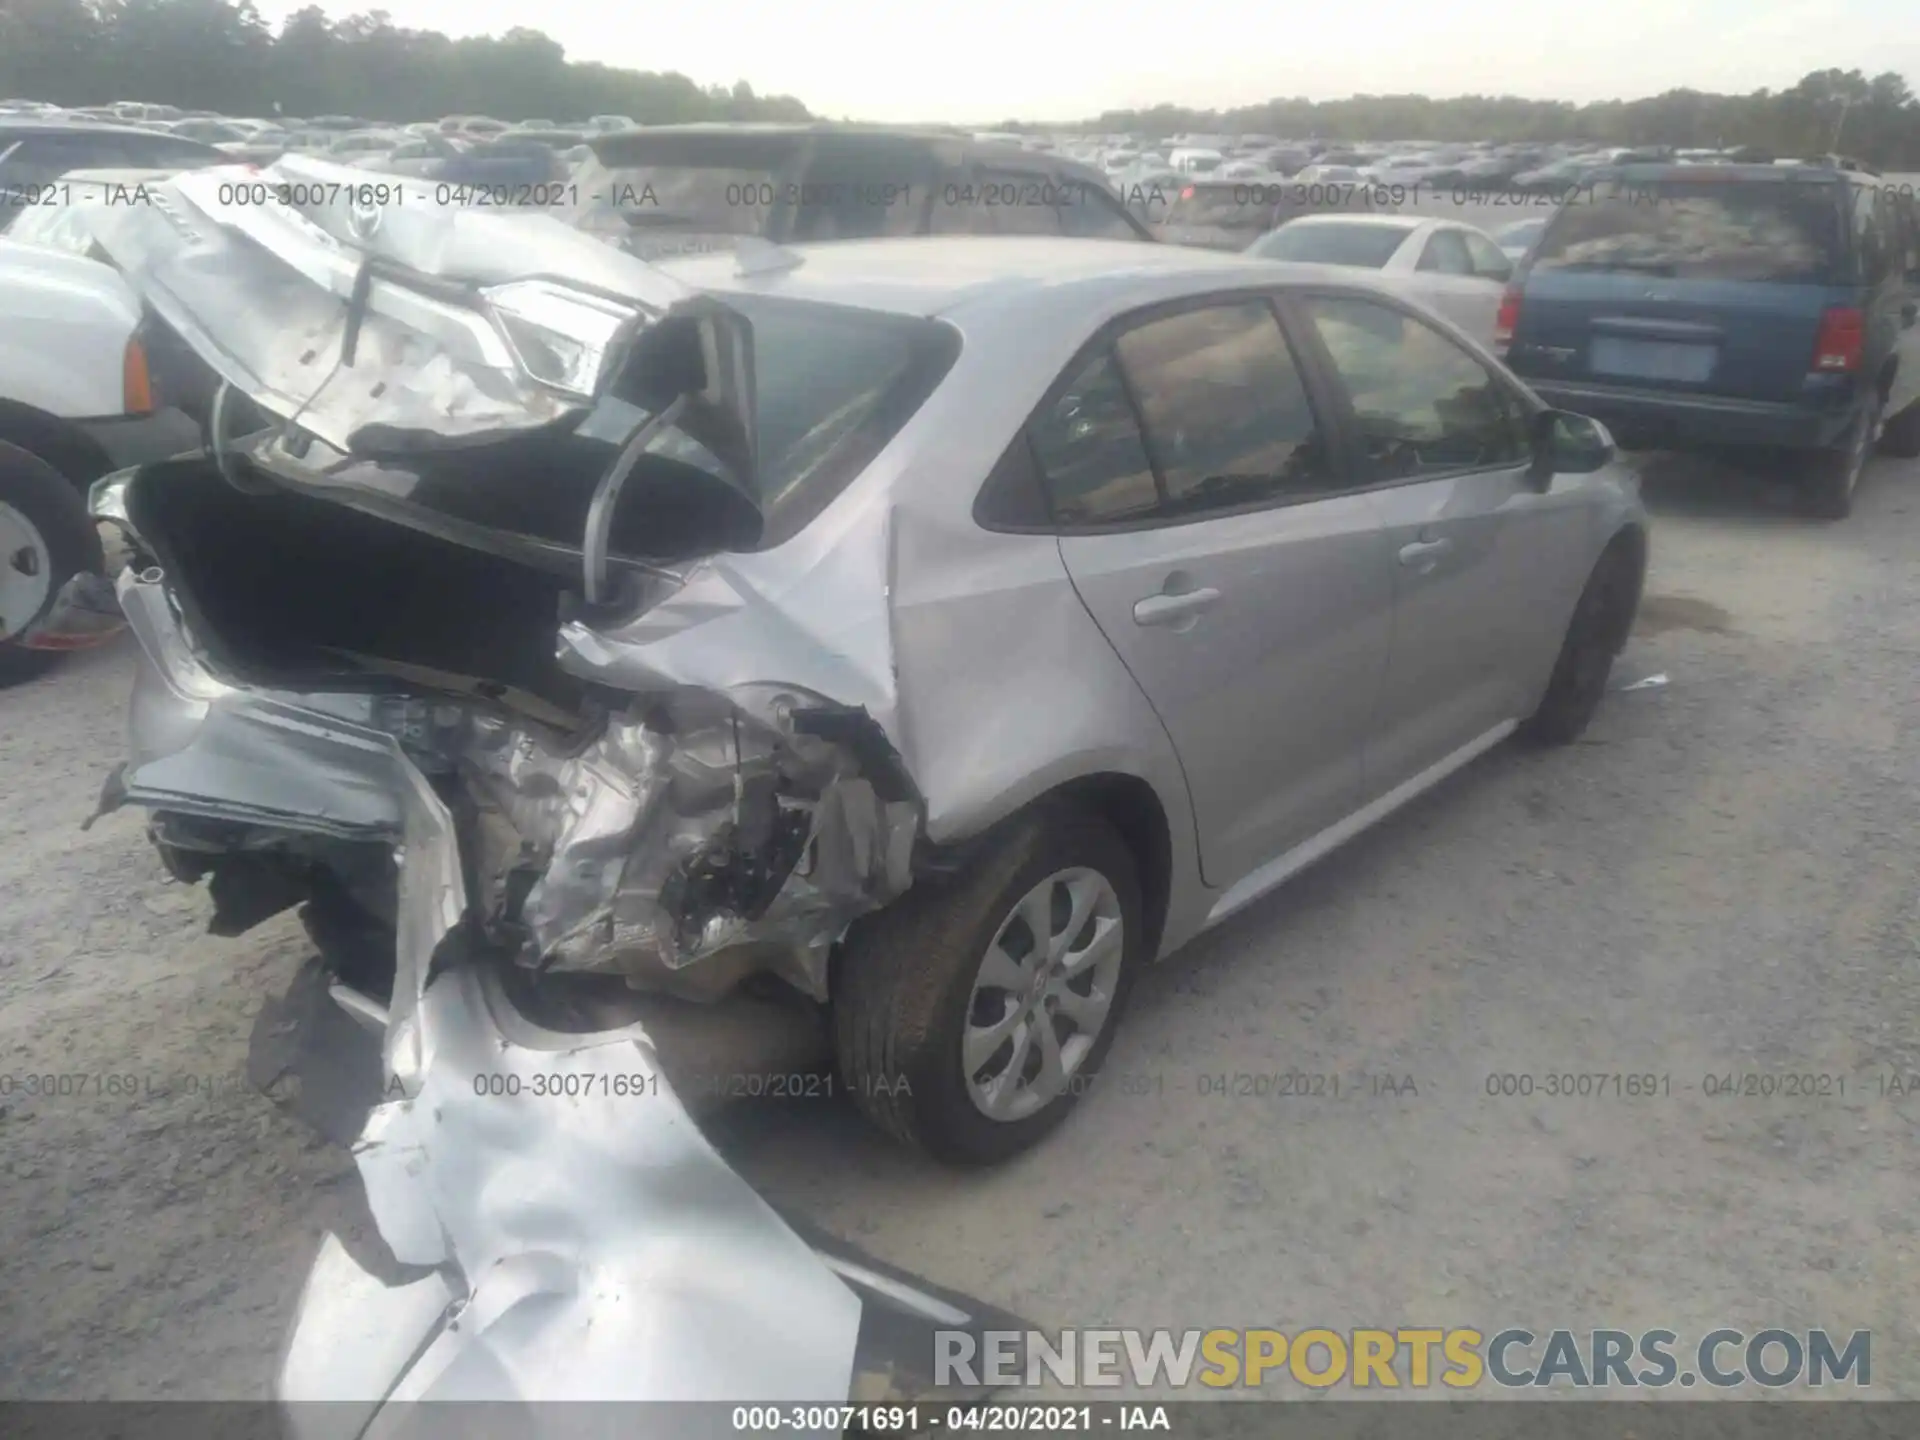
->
[81, 154, 759, 526]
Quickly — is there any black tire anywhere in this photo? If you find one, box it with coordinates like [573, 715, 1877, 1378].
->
[832, 802, 1143, 1166]
[1519, 536, 1642, 746]
[1799, 394, 1880, 520]
[0, 440, 102, 688]
[1880, 400, 1920, 460]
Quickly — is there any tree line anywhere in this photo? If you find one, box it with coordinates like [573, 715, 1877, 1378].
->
[1068, 70, 1920, 169]
[2, 6, 1916, 171]
[0, 0, 812, 125]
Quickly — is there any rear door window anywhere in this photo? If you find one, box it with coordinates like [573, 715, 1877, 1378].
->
[1112, 301, 1335, 514]
[1416, 230, 1474, 275]
[720, 297, 961, 545]
[1530, 178, 1843, 283]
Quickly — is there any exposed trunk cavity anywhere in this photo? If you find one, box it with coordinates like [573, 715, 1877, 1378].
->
[117, 456, 921, 1002]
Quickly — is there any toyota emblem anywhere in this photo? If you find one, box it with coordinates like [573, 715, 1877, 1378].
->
[348, 195, 383, 243]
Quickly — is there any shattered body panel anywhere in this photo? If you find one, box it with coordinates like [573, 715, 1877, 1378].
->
[288, 969, 864, 1425]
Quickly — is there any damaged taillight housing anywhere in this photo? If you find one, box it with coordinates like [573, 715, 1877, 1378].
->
[482, 279, 639, 397]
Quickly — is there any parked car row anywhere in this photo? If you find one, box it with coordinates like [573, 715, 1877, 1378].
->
[0, 99, 642, 201]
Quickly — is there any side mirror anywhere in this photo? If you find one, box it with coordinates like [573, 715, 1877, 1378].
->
[1528, 408, 1614, 485]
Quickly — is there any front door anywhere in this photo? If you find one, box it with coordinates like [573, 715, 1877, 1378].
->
[1290, 292, 1595, 795]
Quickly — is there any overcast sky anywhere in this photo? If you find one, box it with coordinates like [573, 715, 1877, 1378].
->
[246, 0, 1920, 124]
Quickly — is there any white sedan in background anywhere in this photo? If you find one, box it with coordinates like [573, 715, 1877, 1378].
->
[1245, 214, 1514, 346]
[1492, 216, 1548, 264]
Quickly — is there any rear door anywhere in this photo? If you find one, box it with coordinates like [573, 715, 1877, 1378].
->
[1291, 292, 1594, 792]
[1037, 297, 1396, 886]
[1508, 174, 1847, 401]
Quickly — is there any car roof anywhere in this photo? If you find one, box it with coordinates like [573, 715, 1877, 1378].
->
[657, 235, 1389, 321]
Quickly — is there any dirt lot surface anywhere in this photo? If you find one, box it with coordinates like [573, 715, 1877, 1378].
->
[3, 449, 1919, 1400]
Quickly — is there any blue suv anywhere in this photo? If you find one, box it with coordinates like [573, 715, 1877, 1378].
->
[1497, 163, 1920, 518]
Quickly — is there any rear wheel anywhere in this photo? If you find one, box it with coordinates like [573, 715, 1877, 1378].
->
[0, 441, 102, 688]
[1519, 537, 1641, 746]
[1799, 395, 1880, 519]
[1879, 400, 1920, 460]
[832, 803, 1142, 1165]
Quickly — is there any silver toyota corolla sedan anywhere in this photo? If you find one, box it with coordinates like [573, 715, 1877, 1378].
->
[74, 160, 1647, 1176]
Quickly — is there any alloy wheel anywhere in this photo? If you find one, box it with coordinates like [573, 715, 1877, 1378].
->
[963, 866, 1125, 1123]
[0, 499, 53, 642]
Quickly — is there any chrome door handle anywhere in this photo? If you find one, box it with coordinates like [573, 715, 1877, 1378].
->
[1133, 588, 1222, 627]
[1398, 538, 1453, 569]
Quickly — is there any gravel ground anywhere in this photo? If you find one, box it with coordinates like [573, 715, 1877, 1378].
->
[3, 447, 1919, 1399]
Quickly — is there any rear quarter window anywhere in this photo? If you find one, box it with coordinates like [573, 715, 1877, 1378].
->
[1531, 179, 1844, 283]
[665, 296, 961, 549]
